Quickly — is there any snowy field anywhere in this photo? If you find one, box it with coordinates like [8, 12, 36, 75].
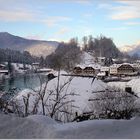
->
[0, 113, 140, 139]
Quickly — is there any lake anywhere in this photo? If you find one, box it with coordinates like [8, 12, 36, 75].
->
[0, 73, 48, 92]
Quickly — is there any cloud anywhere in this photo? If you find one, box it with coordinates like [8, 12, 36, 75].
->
[48, 27, 70, 42]
[55, 27, 70, 36]
[97, 3, 112, 9]
[107, 27, 127, 31]
[83, 13, 93, 18]
[26, 34, 43, 40]
[97, 1, 140, 20]
[42, 16, 72, 27]
[0, 0, 38, 22]
[75, 0, 92, 5]
[124, 22, 140, 26]
[110, 1, 140, 20]
[0, 10, 35, 22]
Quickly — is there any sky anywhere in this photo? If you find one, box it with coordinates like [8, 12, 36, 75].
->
[0, 0, 140, 49]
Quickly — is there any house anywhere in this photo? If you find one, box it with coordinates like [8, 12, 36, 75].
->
[100, 66, 110, 76]
[97, 72, 106, 80]
[132, 63, 140, 72]
[117, 63, 136, 76]
[110, 64, 119, 76]
[73, 64, 101, 76]
[0, 64, 8, 79]
[73, 66, 83, 75]
[83, 66, 95, 75]
[32, 63, 40, 70]
[0, 69, 9, 80]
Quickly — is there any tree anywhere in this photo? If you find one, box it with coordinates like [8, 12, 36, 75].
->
[82, 36, 88, 51]
[3, 73, 77, 122]
[7, 56, 13, 74]
[83, 35, 122, 58]
[39, 56, 45, 68]
[104, 57, 114, 66]
[46, 39, 82, 71]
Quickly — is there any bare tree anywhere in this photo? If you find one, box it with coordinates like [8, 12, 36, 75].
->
[3, 71, 77, 122]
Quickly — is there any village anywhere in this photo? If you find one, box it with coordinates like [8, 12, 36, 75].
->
[0, 52, 140, 82]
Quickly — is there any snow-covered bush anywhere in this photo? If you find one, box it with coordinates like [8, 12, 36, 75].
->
[89, 88, 137, 119]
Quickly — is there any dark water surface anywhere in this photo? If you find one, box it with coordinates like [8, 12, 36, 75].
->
[0, 73, 47, 92]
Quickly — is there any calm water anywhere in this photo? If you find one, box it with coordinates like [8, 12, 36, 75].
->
[0, 73, 47, 92]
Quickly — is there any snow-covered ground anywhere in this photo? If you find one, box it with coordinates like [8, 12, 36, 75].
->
[108, 78, 140, 97]
[80, 52, 95, 65]
[14, 76, 107, 116]
[1, 113, 140, 139]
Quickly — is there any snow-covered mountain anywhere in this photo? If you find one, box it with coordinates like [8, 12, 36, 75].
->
[120, 41, 140, 56]
[0, 32, 59, 57]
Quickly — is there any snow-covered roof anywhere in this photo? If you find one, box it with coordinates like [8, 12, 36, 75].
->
[37, 68, 52, 72]
[97, 72, 106, 76]
[32, 63, 39, 65]
[0, 64, 6, 67]
[110, 63, 134, 69]
[101, 66, 109, 71]
[0, 70, 8, 73]
[75, 64, 101, 70]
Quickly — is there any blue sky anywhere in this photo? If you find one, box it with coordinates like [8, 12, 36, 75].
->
[0, 0, 140, 49]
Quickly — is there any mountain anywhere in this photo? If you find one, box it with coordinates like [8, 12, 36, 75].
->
[0, 32, 59, 57]
[120, 41, 140, 56]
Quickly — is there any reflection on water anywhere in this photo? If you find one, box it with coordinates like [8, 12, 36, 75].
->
[0, 74, 47, 92]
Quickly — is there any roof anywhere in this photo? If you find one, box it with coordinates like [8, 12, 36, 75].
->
[32, 63, 39, 65]
[75, 64, 101, 70]
[101, 66, 109, 71]
[110, 63, 134, 68]
[97, 72, 106, 76]
[0, 70, 8, 73]
[0, 64, 6, 67]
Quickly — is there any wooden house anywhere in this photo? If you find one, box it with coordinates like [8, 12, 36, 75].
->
[83, 66, 95, 75]
[73, 66, 83, 74]
[117, 63, 135, 75]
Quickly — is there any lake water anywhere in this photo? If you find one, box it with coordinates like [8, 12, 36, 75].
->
[0, 73, 48, 92]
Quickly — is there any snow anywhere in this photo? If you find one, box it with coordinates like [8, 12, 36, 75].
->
[97, 72, 106, 76]
[14, 76, 107, 115]
[0, 113, 56, 139]
[4, 62, 32, 72]
[1, 113, 140, 138]
[80, 52, 95, 65]
[36, 68, 52, 72]
[108, 81, 127, 91]
[0, 70, 8, 73]
[108, 78, 140, 96]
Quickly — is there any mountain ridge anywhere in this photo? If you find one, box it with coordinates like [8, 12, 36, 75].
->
[120, 41, 140, 56]
[0, 32, 59, 57]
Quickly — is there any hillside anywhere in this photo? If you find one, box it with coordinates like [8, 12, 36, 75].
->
[0, 32, 59, 57]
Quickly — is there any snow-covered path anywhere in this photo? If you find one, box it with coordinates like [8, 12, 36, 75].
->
[1, 113, 140, 139]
